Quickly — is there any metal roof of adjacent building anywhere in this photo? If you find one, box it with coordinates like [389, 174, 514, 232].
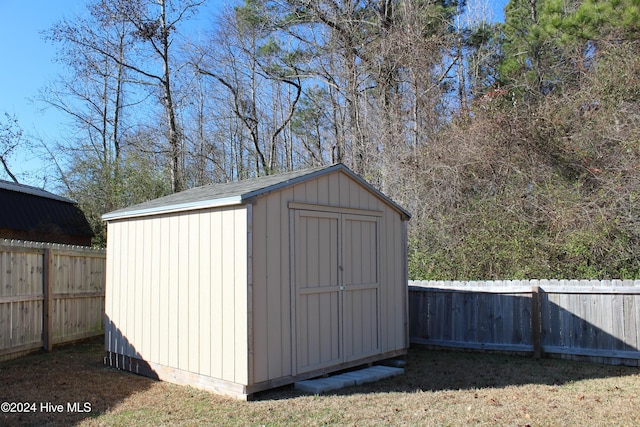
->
[0, 180, 94, 241]
[103, 163, 411, 221]
[0, 180, 75, 203]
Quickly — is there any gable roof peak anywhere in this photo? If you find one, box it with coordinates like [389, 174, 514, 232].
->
[103, 163, 410, 221]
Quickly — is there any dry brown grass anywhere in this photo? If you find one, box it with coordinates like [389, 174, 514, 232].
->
[1, 337, 639, 426]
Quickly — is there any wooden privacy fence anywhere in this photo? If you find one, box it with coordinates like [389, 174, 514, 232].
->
[0, 239, 106, 361]
[409, 280, 640, 366]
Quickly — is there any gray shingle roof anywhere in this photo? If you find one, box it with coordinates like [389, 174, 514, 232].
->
[102, 163, 410, 220]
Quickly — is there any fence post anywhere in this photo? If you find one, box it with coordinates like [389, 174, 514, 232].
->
[531, 285, 542, 358]
[43, 248, 53, 351]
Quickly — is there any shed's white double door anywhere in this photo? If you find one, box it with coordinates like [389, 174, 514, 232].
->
[293, 209, 380, 374]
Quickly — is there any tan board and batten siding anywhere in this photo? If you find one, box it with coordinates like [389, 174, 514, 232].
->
[103, 164, 410, 399]
[105, 207, 249, 386]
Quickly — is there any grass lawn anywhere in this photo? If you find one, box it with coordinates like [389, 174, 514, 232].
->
[1, 337, 639, 426]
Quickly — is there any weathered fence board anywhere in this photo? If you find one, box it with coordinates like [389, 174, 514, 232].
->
[0, 240, 106, 361]
[409, 280, 640, 366]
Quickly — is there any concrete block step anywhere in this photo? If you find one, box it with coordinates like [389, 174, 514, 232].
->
[294, 365, 404, 394]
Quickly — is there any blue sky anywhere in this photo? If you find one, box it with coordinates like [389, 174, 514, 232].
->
[0, 0, 508, 189]
[0, 0, 226, 187]
[0, 1, 78, 186]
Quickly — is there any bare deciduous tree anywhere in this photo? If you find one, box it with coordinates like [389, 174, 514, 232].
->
[0, 112, 23, 183]
[47, 0, 206, 193]
[194, 3, 302, 177]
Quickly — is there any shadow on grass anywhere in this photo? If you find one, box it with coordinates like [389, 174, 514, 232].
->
[2, 337, 637, 415]
[253, 345, 638, 401]
[0, 336, 157, 426]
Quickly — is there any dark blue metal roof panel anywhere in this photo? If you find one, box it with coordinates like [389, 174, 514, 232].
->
[0, 184, 93, 238]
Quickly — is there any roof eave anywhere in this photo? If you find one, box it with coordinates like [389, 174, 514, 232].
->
[102, 195, 244, 221]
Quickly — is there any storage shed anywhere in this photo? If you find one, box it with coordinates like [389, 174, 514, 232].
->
[102, 163, 411, 399]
